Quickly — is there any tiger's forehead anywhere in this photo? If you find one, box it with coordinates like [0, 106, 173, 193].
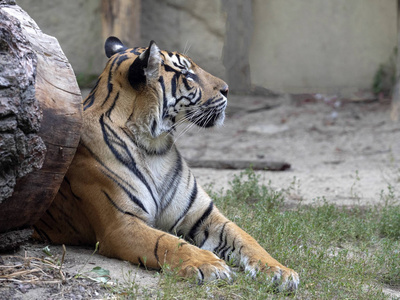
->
[161, 51, 192, 69]
[113, 47, 194, 71]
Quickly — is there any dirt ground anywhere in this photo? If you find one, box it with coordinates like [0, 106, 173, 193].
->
[1, 93, 399, 299]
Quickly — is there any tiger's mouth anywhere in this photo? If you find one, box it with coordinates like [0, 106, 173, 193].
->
[186, 100, 227, 128]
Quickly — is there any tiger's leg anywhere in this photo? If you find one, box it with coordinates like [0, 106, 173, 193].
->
[177, 187, 299, 291]
[97, 216, 233, 282]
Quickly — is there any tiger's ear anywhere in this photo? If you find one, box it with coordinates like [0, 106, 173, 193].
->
[129, 40, 161, 89]
[105, 36, 127, 58]
[139, 40, 161, 80]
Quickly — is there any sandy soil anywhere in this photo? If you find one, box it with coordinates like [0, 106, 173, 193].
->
[1, 94, 399, 299]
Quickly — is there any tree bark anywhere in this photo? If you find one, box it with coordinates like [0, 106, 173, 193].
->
[0, 2, 82, 233]
[101, 0, 141, 46]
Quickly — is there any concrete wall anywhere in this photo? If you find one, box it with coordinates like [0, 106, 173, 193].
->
[17, 0, 106, 77]
[141, 0, 226, 80]
[16, 0, 399, 95]
[250, 0, 398, 95]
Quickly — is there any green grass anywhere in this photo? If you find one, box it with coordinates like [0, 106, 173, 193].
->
[110, 169, 400, 299]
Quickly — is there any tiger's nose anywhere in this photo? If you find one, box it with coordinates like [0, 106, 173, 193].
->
[220, 85, 229, 98]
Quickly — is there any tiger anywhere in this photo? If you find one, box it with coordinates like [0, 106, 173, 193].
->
[33, 36, 299, 291]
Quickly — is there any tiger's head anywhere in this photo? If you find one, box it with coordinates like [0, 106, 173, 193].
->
[84, 37, 228, 154]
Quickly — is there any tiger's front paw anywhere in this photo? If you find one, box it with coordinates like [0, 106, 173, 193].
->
[264, 265, 299, 292]
[178, 250, 233, 283]
[246, 261, 299, 292]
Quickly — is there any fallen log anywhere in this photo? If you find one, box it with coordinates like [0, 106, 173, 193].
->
[0, 2, 82, 234]
[187, 159, 291, 171]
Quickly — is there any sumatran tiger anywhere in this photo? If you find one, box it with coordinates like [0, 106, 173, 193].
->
[33, 37, 299, 291]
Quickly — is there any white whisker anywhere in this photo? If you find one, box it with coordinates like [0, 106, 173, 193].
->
[183, 41, 192, 56]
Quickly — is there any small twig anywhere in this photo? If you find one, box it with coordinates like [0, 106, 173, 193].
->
[76, 241, 100, 277]
[59, 244, 66, 283]
[0, 268, 42, 279]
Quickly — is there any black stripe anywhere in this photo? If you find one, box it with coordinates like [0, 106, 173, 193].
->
[164, 64, 179, 73]
[208, 97, 225, 107]
[62, 215, 80, 235]
[230, 238, 236, 259]
[214, 221, 229, 253]
[101, 54, 129, 107]
[169, 179, 198, 232]
[198, 229, 209, 248]
[102, 190, 143, 221]
[182, 77, 192, 91]
[171, 73, 178, 98]
[80, 141, 148, 212]
[32, 226, 52, 242]
[186, 72, 199, 83]
[116, 54, 129, 66]
[45, 210, 57, 223]
[100, 115, 158, 211]
[172, 61, 183, 69]
[63, 177, 83, 202]
[203, 96, 217, 107]
[83, 78, 100, 110]
[220, 244, 231, 260]
[58, 190, 68, 200]
[102, 170, 148, 213]
[101, 56, 117, 107]
[198, 268, 204, 283]
[105, 91, 120, 119]
[151, 119, 157, 136]
[176, 54, 184, 66]
[80, 142, 139, 195]
[188, 201, 214, 241]
[44, 211, 61, 233]
[158, 76, 169, 119]
[160, 152, 183, 211]
[154, 234, 166, 265]
[177, 89, 200, 106]
[130, 48, 142, 55]
[38, 218, 52, 230]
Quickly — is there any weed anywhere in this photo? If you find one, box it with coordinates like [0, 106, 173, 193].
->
[107, 269, 157, 299]
[350, 170, 362, 202]
[224, 168, 284, 211]
[372, 47, 396, 96]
